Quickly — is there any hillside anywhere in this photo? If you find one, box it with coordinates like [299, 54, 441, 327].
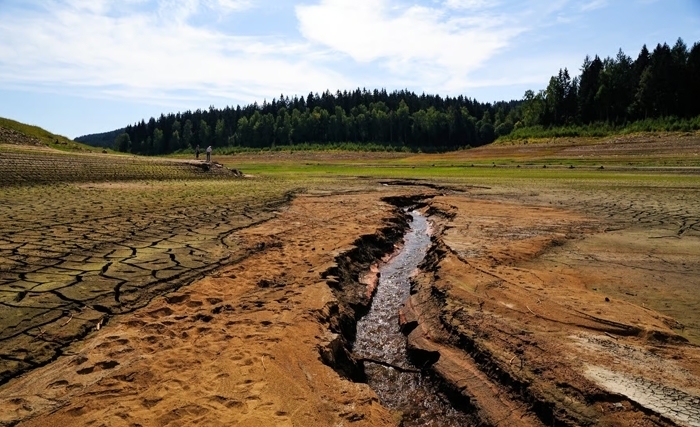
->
[0, 117, 94, 152]
[0, 117, 73, 145]
[0, 117, 245, 186]
[75, 128, 125, 148]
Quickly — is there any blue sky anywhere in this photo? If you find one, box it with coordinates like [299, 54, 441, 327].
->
[0, 0, 699, 139]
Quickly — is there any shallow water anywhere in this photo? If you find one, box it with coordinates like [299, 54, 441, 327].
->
[354, 211, 472, 426]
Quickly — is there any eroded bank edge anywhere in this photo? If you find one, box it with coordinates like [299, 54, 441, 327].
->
[316, 194, 692, 427]
[401, 201, 688, 427]
[315, 194, 433, 382]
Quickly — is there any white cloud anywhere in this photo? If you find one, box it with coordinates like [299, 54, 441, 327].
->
[444, 0, 495, 10]
[155, 0, 254, 22]
[580, 0, 607, 12]
[0, 0, 350, 105]
[296, 0, 523, 92]
[215, 0, 254, 12]
[0, 0, 614, 110]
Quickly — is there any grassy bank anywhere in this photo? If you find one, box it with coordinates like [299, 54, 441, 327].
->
[501, 116, 700, 140]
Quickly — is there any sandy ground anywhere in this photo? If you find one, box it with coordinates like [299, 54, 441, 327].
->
[1, 181, 699, 426]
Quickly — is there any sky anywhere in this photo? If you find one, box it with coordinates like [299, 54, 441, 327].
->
[0, 0, 699, 139]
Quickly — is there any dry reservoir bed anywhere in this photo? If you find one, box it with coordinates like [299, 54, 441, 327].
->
[0, 177, 699, 427]
[0, 178, 299, 385]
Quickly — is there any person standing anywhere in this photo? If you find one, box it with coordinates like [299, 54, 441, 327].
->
[195, 145, 200, 160]
[206, 145, 212, 162]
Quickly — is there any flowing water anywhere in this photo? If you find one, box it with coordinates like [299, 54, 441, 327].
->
[354, 211, 473, 426]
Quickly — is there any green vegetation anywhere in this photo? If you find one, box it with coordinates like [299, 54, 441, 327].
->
[0, 117, 73, 145]
[229, 158, 699, 185]
[503, 116, 700, 140]
[0, 116, 99, 152]
[215, 141, 415, 154]
[75, 128, 126, 148]
[117, 91, 510, 155]
[514, 38, 700, 136]
[109, 37, 698, 156]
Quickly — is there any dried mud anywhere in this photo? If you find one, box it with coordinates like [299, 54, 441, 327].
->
[0, 170, 699, 426]
[0, 189, 425, 427]
[402, 188, 700, 427]
[0, 178, 293, 386]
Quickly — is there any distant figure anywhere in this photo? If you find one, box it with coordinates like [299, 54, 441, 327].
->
[195, 144, 200, 160]
[206, 145, 212, 162]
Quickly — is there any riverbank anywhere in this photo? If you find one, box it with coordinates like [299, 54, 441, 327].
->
[404, 193, 700, 426]
[0, 191, 419, 427]
[1, 180, 699, 426]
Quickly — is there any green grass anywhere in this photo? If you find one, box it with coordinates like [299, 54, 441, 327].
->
[225, 156, 700, 189]
[0, 116, 100, 152]
[214, 141, 415, 154]
[0, 117, 72, 144]
[2, 116, 698, 189]
[500, 116, 700, 141]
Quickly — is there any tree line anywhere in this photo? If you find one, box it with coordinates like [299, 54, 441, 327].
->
[115, 89, 519, 154]
[520, 38, 700, 128]
[114, 37, 699, 154]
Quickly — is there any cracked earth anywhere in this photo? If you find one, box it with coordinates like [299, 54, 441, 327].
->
[0, 151, 699, 426]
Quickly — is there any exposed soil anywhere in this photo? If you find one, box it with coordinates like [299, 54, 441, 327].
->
[0, 148, 242, 186]
[0, 173, 699, 425]
[403, 191, 700, 426]
[0, 174, 302, 387]
[0, 127, 43, 147]
[465, 131, 700, 166]
[0, 190, 422, 427]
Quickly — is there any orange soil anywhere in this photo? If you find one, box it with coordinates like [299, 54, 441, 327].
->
[1, 184, 699, 427]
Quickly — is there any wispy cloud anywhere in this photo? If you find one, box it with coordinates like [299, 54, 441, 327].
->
[580, 0, 608, 12]
[156, 0, 254, 22]
[0, 0, 612, 108]
[444, 0, 498, 10]
[0, 0, 349, 105]
[296, 0, 526, 92]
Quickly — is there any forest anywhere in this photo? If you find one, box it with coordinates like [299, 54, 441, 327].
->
[110, 38, 700, 155]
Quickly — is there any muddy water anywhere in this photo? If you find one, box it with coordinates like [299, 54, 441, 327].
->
[354, 211, 472, 426]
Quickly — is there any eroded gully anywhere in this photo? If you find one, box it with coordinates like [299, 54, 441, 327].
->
[353, 211, 473, 426]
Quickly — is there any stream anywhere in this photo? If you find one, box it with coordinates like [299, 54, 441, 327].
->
[353, 211, 472, 426]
